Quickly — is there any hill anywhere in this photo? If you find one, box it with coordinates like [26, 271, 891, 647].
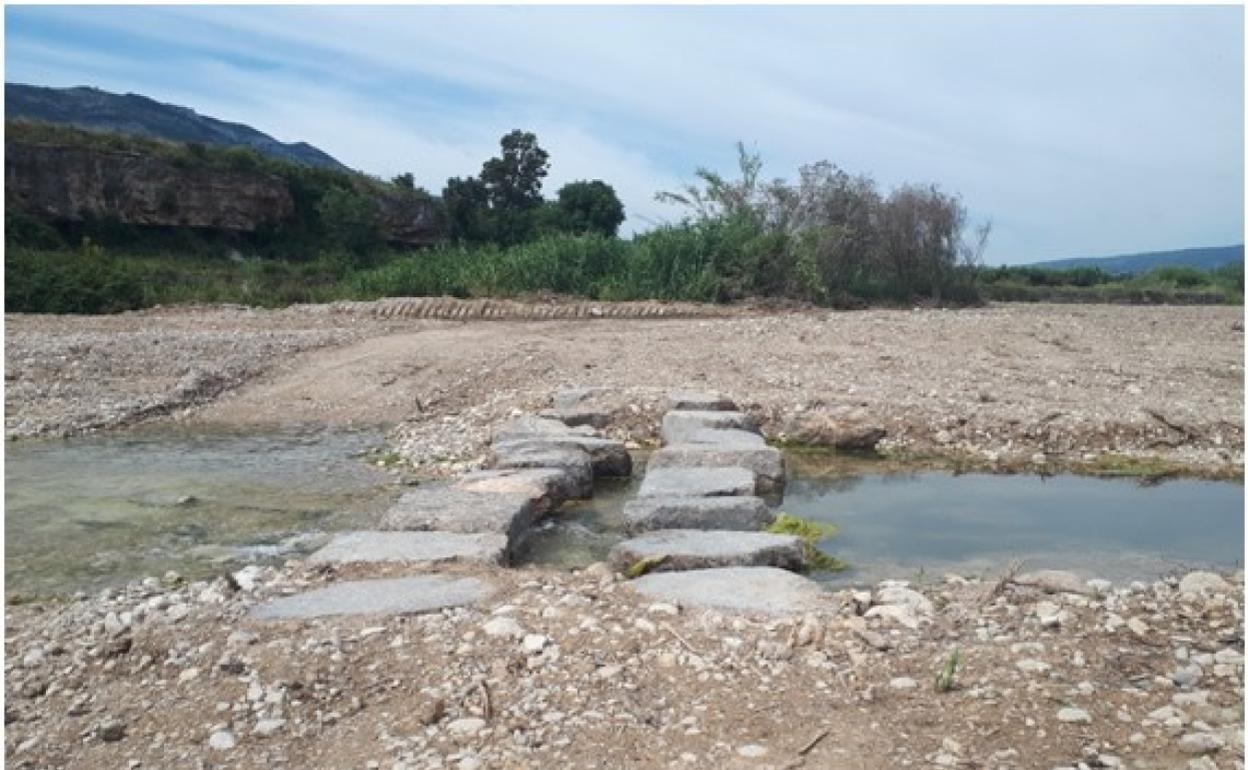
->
[5, 83, 345, 170]
[1026, 245, 1243, 275]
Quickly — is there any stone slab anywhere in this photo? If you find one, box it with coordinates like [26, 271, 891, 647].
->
[621, 496, 774, 532]
[492, 415, 596, 444]
[670, 428, 768, 448]
[308, 531, 507, 567]
[250, 575, 495, 620]
[378, 484, 541, 543]
[489, 444, 593, 498]
[661, 410, 759, 445]
[637, 466, 756, 498]
[539, 407, 611, 429]
[609, 530, 807, 573]
[454, 467, 569, 508]
[629, 567, 827, 615]
[494, 437, 631, 478]
[666, 390, 737, 412]
[647, 445, 785, 495]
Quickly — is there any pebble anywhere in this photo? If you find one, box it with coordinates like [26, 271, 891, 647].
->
[447, 718, 486, 737]
[521, 634, 549, 654]
[889, 677, 918, 690]
[97, 718, 126, 742]
[254, 718, 286, 737]
[482, 617, 525, 639]
[737, 744, 768, 758]
[208, 730, 237, 750]
[1178, 733, 1225, 755]
[1056, 707, 1091, 724]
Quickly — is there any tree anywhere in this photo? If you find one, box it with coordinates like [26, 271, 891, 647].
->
[553, 180, 625, 237]
[316, 186, 382, 258]
[392, 172, 416, 190]
[441, 176, 491, 244]
[479, 130, 550, 244]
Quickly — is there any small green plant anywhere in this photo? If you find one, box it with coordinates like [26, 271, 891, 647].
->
[624, 555, 668, 579]
[935, 648, 962, 692]
[766, 512, 848, 572]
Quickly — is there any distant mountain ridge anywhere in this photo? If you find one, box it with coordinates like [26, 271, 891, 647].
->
[5, 83, 345, 170]
[1026, 245, 1243, 274]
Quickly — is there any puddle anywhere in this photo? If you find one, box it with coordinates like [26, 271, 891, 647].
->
[5, 424, 400, 597]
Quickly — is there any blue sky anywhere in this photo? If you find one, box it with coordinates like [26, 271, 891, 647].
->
[5, 5, 1243, 264]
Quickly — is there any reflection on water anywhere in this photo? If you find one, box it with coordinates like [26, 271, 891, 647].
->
[519, 455, 1244, 585]
[5, 424, 399, 596]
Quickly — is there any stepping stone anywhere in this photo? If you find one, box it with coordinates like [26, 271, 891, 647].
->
[670, 428, 767, 448]
[378, 484, 543, 544]
[629, 567, 827, 615]
[551, 386, 608, 411]
[638, 466, 755, 498]
[454, 467, 570, 508]
[250, 575, 494, 620]
[609, 530, 807, 573]
[648, 445, 785, 495]
[666, 390, 737, 412]
[494, 436, 632, 478]
[308, 531, 507, 567]
[492, 415, 597, 443]
[622, 496, 774, 532]
[490, 444, 593, 498]
[539, 407, 610, 429]
[661, 410, 758, 445]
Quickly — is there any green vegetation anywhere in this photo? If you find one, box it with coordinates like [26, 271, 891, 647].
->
[934, 648, 962, 693]
[765, 512, 847, 572]
[978, 262, 1243, 304]
[624, 555, 669, 579]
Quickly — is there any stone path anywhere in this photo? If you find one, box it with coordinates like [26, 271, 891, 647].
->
[254, 388, 832, 620]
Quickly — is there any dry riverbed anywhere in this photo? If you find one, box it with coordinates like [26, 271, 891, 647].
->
[4, 301, 1244, 477]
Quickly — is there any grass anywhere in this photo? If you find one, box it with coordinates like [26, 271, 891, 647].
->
[934, 648, 962, 693]
[624, 555, 668, 579]
[765, 512, 848, 572]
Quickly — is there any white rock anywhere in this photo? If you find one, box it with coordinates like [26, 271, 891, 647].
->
[864, 603, 920, 629]
[254, 718, 286, 737]
[1178, 732, 1225, 755]
[737, 744, 768, 758]
[874, 585, 934, 615]
[208, 730, 236, 750]
[521, 634, 549, 654]
[481, 617, 525, 639]
[889, 677, 918, 690]
[1057, 707, 1091, 724]
[1016, 659, 1052, 675]
[447, 717, 487, 737]
[1179, 572, 1230, 598]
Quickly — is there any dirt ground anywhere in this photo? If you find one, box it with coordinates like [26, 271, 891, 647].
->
[5, 301, 1244, 476]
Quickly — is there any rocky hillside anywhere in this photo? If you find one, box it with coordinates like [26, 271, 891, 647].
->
[6, 83, 345, 170]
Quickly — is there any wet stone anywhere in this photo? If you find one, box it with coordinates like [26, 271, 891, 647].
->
[646, 445, 785, 495]
[638, 466, 756, 498]
[621, 496, 774, 532]
[489, 443, 594, 498]
[608, 530, 807, 573]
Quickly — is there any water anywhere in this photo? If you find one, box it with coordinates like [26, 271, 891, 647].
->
[518, 458, 1244, 585]
[5, 425, 399, 597]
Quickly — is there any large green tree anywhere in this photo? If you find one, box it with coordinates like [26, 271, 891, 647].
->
[553, 180, 625, 237]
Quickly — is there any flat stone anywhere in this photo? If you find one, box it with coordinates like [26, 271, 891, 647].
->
[551, 387, 606, 410]
[308, 531, 507, 567]
[494, 436, 632, 478]
[1014, 570, 1091, 596]
[492, 415, 596, 443]
[454, 468, 571, 507]
[646, 445, 785, 495]
[250, 575, 494, 620]
[621, 496, 774, 532]
[661, 410, 758, 444]
[629, 566, 827, 615]
[670, 427, 768, 448]
[608, 530, 807, 573]
[667, 390, 737, 412]
[378, 485, 542, 544]
[638, 466, 756, 498]
[539, 407, 611, 429]
[489, 443, 593, 498]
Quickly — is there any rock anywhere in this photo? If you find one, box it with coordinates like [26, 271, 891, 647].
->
[637, 466, 756, 498]
[1086, 578, 1113, 596]
[1178, 733, 1225, 755]
[609, 530, 807, 573]
[1172, 664, 1205, 688]
[482, 617, 526, 639]
[889, 677, 918, 690]
[97, 718, 126, 742]
[456, 468, 574, 510]
[447, 717, 487, 737]
[1057, 707, 1091, 724]
[865, 603, 922, 629]
[250, 575, 495, 620]
[667, 390, 737, 412]
[629, 567, 827, 615]
[784, 406, 887, 451]
[661, 410, 759, 444]
[646, 445, 785, 495]
[1016, 659, 1052, 674]
[1188, 758, 1220, 770]
[522, 634, 549, 654]
[736, 744, 769, 758]
[1179, 572, 1231, 598]
[873, 585, 934, 615]
[490, 443, 594, 499]
[670, 427, 769, 448]
[621, 496, 773, 532]
[492, 415, 596, 443]
[1014, 570, 1091, 595]
[855, 628, 893, 651]
[208, 730, 236, 750]
[308, 531, 508, 567]
[254, 718, 286, 737]
[378, 484, 544, 545]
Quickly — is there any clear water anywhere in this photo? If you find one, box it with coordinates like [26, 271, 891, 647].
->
[517, 460, 1245, 585]
[5, 425, 399, 597]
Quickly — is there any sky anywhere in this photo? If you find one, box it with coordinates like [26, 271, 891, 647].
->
[4, 5, 1243, 264]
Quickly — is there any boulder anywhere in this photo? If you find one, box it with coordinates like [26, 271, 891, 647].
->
[638, 466, 756, 498]
[661, 410, 759, 444]
[621, 496, 774, 532]
[609, 530, 806, 573]
[489, 444, 594, 498]
[1178, 571, 1232, 598]
[454, 468, 571, 509]
[666, 390, 737, 412]
[629, 566, 827, 615]
[308, 531, 507, 567]
[378, 484, 543, 545]
[250, 575, 495, 620]
[493, 436, 632, 478]
[647, 445, 785, 495]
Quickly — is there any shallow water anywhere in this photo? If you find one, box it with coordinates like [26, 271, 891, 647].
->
[517, 460, 1245, 585]
[5, 424, 399, 596]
